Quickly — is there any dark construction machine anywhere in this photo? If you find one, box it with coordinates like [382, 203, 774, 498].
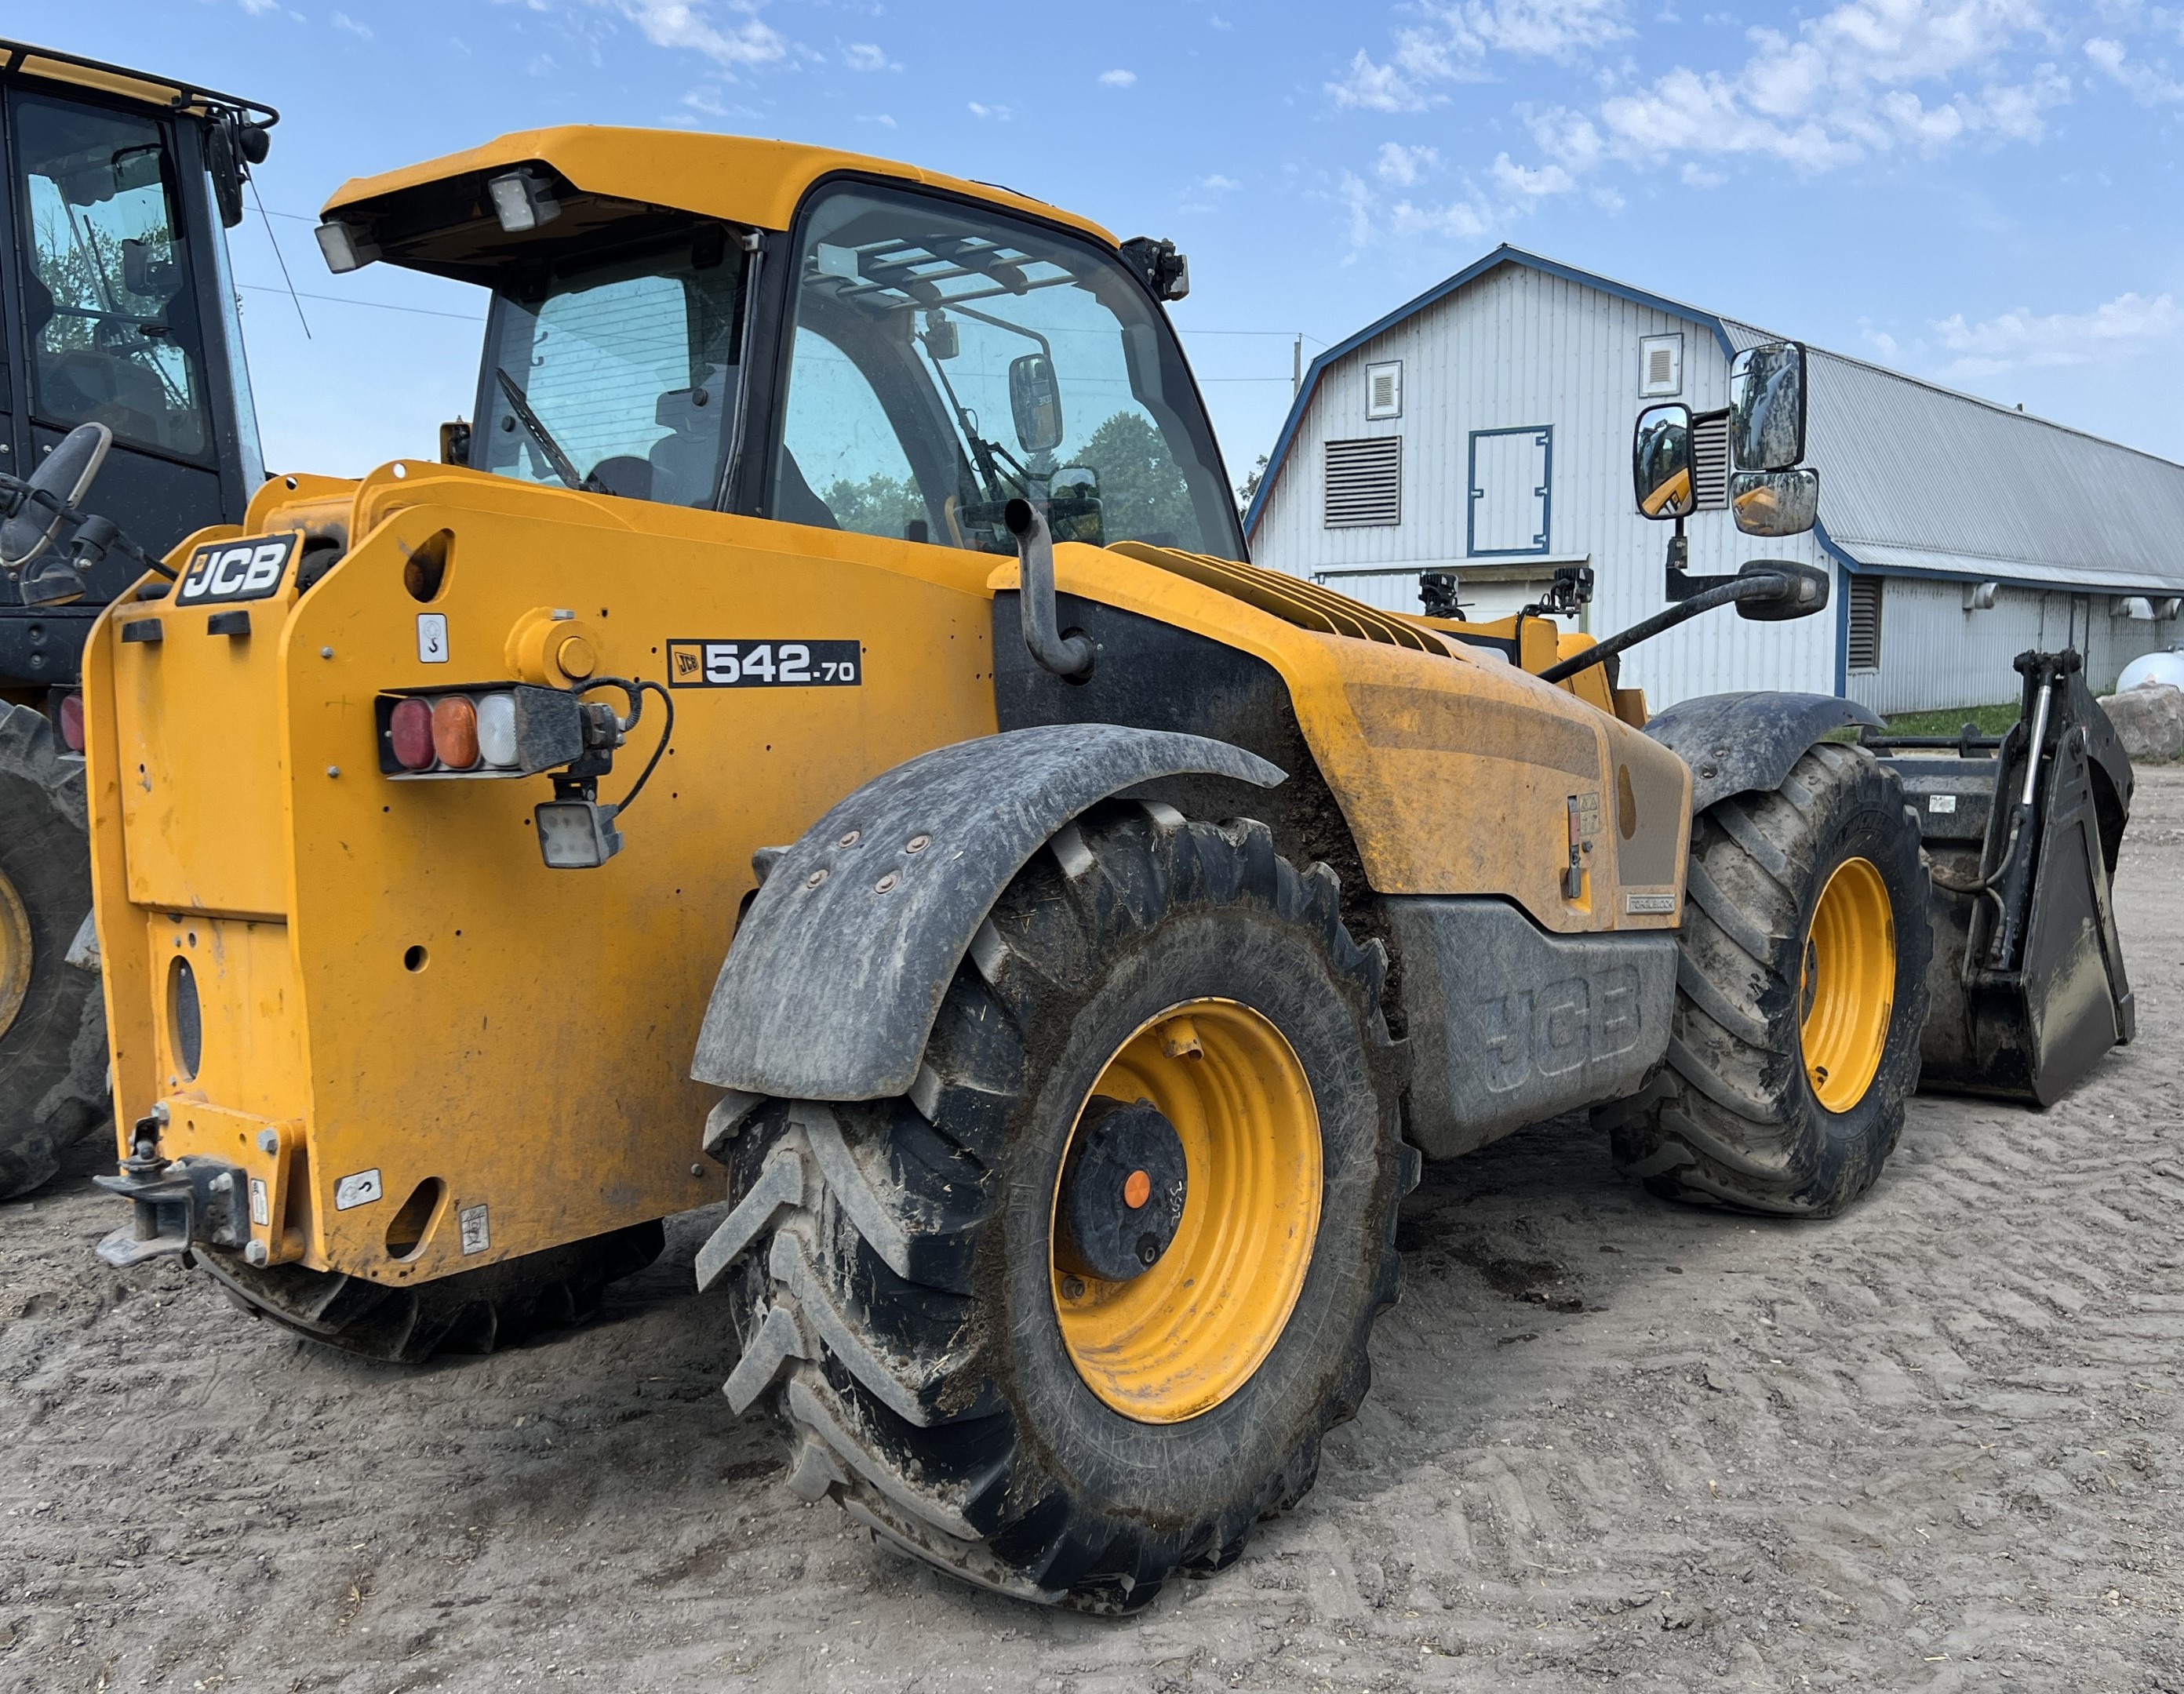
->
[54, 126, 2135, 1613]
[0, 42, 272, 1197]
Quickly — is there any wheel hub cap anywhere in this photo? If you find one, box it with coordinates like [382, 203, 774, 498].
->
[1050, 998, 1323, 1425]
[1800, 856, 1895, 1114]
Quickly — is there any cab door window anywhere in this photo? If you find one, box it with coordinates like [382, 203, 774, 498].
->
[769, 184, 1242, 558]
[13, 93, 209, 460]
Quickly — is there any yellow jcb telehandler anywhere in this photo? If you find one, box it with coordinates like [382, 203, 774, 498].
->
[48, 127, 2132, 1612]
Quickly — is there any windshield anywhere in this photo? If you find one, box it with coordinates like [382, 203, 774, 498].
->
[773, 184, 1241, 558]
[475, 231, 747, 506]
[13, 93, 210, 460]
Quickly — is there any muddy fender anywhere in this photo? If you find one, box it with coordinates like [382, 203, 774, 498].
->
[690, 724, 1283, 1102]
[1644, 692, 1883, 814]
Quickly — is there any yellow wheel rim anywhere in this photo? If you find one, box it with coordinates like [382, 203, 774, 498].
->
[1799, 856, 1895, 1113]
[1050, 998, 1323, 1424]
[0, 868, 31, 1042]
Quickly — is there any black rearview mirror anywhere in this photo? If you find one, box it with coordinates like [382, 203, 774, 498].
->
[1633, 403, 1694, 520]
[920, 311, 959, 362]
[1734, 558, 1830, 622]
[1731, 467, 1819, 536]
[1729, 342, 1807, 471]
[2, 424, 112, 567]
[1009, 353, 1065, 456]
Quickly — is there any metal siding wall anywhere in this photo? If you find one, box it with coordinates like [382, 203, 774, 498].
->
[1252, 266, 1836, 707]
[1846, 580, 2179, 714]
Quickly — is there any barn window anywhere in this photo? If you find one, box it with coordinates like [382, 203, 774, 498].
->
[1324, 437, 1402, 527]
[1847, 576, 1884, 672]
[1692, 409, 1730, 511]
[1365, 360, 1403, 420]
[1640, 333, 1683, 398]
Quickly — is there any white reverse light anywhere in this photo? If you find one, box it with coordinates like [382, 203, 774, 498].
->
[476, 691, 519, 768]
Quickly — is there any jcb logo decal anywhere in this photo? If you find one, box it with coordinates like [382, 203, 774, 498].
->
[177, 533, 298, 606]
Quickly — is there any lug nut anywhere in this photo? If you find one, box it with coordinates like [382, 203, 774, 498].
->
[243, 1241, 270, 1267]
[1060, 1275, 1086, 1301]
[209, 1173, 233, 1195]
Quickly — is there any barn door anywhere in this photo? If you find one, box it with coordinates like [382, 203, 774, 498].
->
[1469, 425, 1552, 556]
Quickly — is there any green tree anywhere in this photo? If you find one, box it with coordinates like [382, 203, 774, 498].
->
[1075, 410, 1199, 551]
[824, 471, 925, 540]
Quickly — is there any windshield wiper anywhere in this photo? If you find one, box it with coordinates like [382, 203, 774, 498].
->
[494, 367, 588, 492]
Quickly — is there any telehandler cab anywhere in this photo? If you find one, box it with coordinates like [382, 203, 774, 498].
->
[73, 127, 2132, 1612]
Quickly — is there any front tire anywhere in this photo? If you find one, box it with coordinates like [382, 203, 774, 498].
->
[710, 804, 1412, 1612]
[1600, 743, 1930, 1216]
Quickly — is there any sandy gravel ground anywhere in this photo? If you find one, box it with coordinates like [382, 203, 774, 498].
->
[2, 769, 2179, 1694]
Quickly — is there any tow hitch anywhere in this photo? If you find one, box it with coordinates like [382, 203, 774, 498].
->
[93, 1111, 251, 1268]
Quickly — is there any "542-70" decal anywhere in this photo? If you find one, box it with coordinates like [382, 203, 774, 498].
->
[665, 639, 861, 689]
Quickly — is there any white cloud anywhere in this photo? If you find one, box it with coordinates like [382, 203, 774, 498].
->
[1501, 0, 2063, 185]
[1936, 291, 2183, 378]
[597, 1, 786, 71]
[1491, 151, 1575, 194]
[967, 100, 1013, 120]
[331, 10, 373, 38]
[2086, 36, 2184, 103]
[1330, 0, 1630, 109]
[1099, 68, 1138, 86]
[844, 42, 898, 72]
[857, 113, 897, 128]
[1198, 173, 1245, 191]
[1374, 141, 1440, 184]
[238, 0, 281, 14]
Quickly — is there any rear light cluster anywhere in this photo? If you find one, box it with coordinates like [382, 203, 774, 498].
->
[373, 685, 585, 779]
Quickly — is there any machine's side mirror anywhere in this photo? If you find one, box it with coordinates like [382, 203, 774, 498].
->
[439, 420, 472, 467]
[1730, 467, 1818, 536]
[1010, 354, 1065, 455]
[1, 424, 112, 567]
[121, 238, 182, 303]
[1633, 403, 1694, 519]
[1730, 342, 1807, 471]
[1734, 558, 1830, 622]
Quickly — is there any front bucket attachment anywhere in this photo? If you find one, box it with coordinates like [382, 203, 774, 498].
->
[1865, 649, 2135, 1106]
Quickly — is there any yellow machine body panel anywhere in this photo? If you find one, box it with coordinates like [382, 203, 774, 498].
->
[86, 464, 1002, 1281]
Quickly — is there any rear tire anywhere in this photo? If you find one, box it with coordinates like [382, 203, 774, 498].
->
[195, 1222, 664, 1365]
[0, 703, 107, 1200]
[1599, 743, 1929, 1216]
[708, 804, 1412, 1612]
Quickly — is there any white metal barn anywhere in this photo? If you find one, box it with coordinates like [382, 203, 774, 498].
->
[1244, 246, 2184, 714]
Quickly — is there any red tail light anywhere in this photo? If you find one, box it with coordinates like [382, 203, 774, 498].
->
[389, 697, 435, 770]
[57, 691, 85, 753]
[431, 696, 480, 769]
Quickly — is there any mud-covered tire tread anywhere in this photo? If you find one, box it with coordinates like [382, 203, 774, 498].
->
[0, 702, 107, 1200]
[1599, 743, 1931, 1217]
[195, 1220, 664, 1365]
[713, 804, 1410, 1612]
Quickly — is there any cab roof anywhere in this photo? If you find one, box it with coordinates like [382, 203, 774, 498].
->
[0, 38, 275, 124]
[323, 125, 1116, 249]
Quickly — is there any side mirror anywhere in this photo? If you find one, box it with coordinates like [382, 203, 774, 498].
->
[1009, 353, 1065, 455]
[439, 420, 472, 467]
[1729, 341, 1807, 471]
[1730, 467, 1818, 536]
[2, 424, 113, 567]
[1633, 403, 1694, 519]
[1734, 558, 1830, 622]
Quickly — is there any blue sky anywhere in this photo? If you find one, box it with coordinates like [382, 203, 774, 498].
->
[49, 0, 2184, 487]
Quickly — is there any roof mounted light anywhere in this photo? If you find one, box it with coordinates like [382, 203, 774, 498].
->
[313, 219, 378, 274]
[487, 169, 560, 234]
